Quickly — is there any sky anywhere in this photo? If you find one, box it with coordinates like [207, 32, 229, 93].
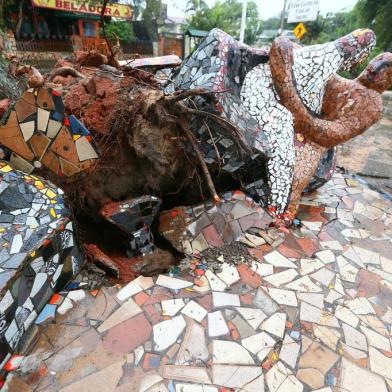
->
[164, 0, 358, 20]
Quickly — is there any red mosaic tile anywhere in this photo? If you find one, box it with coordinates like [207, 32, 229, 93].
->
[237, 264, 261, 288]
[248, 247, 264, 261]
[296, 238, 319, 257]
[227, 321, 240, 340]
[356, 269, 382, 297]
[196, 294, 212, 312]
[277, 244, 302, 258]
[134, 292, 150, 306]
[202, 224, 224, 248]
[102, 313, 152, 353]
[240, 293, 253, 305]
[144, 304, 164, 324]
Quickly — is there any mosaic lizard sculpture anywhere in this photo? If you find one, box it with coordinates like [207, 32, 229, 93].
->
[269, 39, 392, 216]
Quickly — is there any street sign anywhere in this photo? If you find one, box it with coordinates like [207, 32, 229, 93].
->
[293, 22, 307, 39]
[287, 0, 319, 23]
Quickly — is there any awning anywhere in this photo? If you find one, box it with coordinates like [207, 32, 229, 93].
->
[31, 0, 132, 19]
[184, 29, 208, 38]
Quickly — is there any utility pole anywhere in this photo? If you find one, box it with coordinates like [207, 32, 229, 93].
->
[239, 0, 248, 43]
[279, 0, 288, 35]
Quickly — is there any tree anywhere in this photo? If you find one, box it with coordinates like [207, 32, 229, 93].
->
[142, 0, 166, 40]
[355, 0, 392, 51]
[104, 20, 136, 42]
[186, 0, 263, 45]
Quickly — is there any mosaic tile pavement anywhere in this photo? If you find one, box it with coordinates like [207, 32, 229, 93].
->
[4, 171, 392, 392]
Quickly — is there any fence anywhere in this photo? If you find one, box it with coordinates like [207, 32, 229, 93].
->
[120, 40, 154, 56]
[15, 40, 73, 52]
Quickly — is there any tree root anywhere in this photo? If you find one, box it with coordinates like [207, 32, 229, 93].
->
[14, 65, 44, 88]
[48, 66, 85, 81]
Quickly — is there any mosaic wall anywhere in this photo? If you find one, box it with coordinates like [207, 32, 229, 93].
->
[0, 87, 98, 176]
[167, 28, 382, 219]
[159, 191, 272, 256]
[0, 161, 83, 369]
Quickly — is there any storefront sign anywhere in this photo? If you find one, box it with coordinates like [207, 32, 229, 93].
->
[287, 0, 319, 23]
[32, 0, 132, 19]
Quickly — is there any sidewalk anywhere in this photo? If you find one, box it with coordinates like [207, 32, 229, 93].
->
[4, 170, 392, 392]
[338, 92, 392, 195]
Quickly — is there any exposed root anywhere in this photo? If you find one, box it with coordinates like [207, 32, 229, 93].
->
[48, 66, 85, 81]
[14, 65, 44, 88]
[179, 119, 220, 203]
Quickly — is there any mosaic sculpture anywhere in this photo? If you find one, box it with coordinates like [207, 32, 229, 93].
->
[168, 28, 380, 223]
[269, 38, 392, 216]
[0, 161, 83, 367]
[0, 87, 99, 176]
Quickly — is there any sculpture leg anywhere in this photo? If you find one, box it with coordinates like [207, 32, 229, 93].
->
[100, 196, 162, 256]
[288, 139, 326, 215]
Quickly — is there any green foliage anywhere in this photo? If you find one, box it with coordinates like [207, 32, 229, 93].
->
[185, 0, 263, 45]
[355, 0, 392, 50]
[103, 20, 136, 42]
[142, 0, 165, 40]
[263, 17, 280, 30]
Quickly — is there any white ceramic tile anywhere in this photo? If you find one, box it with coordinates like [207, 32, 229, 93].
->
[211, 364, 262, 389]
[260, 312, 286, 338]
[360, 326, 391, 351]
[345, 297, 376, 315]
[313, 325, 341, 350]
[162, 365, 211, 384]
[334, 305, 359, 328]
[285, 276, 322, 292]
[342, 323, 368, 351]
[264, 269, 299, 287]
[250, 261, 274, 277]
[117, 276, 154, 300]
[300, 259, 324, 275]
[210, 340, 255, 365]
[267, 288, 297, 306]
[241, 331, 276, 356]
[181, 300, 207, 322]
[216, 263, 240, 286]
[19, 121, 35, 141]
[97, 298, 142, 333]
[174, 383, 218, 392]
[235, 307, 267, 329]
[208, 311, 229, 337]
[205, 270, 227, 291]
[153, 315, 186, 352]
[340, 357, 388, 392]
[266, 361, 303, 392]
[369, 346, 392, 380]
[264, 251, 297, 268]
[75, 136, 99, 160]
[337, 256, 359, 283]
[310, 268, 335, 287]
[212, 292, 240, 308]
[156, 275, 193, 290]
[176, 319, 209, 365]
[280, 334, 300, 369]
[37, 108, 50, 132]
[161, 299, 185, 316]
[297, 293, 324, 309]
[315, 250, 335, 264]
